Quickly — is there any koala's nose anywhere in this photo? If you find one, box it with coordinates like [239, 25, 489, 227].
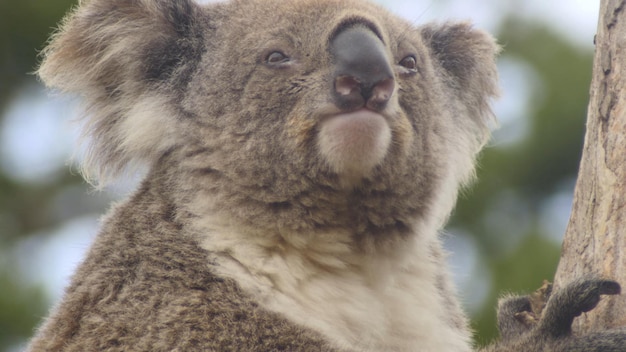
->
[330, 26, 395, 111]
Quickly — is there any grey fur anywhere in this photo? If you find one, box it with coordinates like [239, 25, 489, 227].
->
[485, 278, 626, 352]
[28, 181, 335, 351]
[29, 0, 625, 351]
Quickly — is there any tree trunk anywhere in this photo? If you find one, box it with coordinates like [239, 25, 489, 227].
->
[554, 0, 626, 333]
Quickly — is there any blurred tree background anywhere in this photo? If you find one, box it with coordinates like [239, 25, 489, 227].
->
[0, 0, 76, 349]
[0, 0, 596, 350]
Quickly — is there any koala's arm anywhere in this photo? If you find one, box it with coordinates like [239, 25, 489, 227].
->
[482, 278, 626, 352]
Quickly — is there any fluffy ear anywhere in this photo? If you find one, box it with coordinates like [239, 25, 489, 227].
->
[38, 0, 204, 187]
[421, 22, 500, 129]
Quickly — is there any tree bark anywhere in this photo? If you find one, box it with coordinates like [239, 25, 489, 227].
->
[554, 0, 626, 333]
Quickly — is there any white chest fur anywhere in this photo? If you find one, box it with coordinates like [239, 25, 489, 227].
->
[197, 223, 472, 352]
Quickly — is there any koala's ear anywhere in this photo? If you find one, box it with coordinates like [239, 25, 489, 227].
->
[38, 0, 205, 187]
[421, 22, 500, 128]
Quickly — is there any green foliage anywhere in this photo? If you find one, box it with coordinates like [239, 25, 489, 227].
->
[0, 1, 77, 350]
[0, 271, 47, 351]
[0, 0, 76, 107]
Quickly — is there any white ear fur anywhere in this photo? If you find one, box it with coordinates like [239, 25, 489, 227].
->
[38, 0, 201, 187]
[76, 95, 179, 188]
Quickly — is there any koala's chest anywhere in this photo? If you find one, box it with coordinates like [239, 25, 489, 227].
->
[201, 232, 472, 352]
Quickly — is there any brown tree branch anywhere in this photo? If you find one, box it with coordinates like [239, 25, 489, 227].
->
[554, 0, 626, 334]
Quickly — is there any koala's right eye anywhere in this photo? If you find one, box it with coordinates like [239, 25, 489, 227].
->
[398, 55, 418, 75]
[265, 51, 291, 66]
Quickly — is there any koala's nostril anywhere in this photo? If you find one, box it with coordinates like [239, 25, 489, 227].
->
[330, 25, 394, 111]
[367, 78, 394, 111]
[335, 75, 361, 97]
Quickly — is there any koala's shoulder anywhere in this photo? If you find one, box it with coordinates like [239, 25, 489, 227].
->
[28, 188, 338, 351]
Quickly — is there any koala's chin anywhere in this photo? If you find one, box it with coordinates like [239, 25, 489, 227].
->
[317, 108, 391, 187]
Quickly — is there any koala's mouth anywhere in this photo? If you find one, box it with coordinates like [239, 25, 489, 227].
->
[316, 108, 391, 185]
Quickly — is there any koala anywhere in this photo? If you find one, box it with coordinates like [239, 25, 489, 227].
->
[486, 278, 626, 352]
[27, 0, 626, 351]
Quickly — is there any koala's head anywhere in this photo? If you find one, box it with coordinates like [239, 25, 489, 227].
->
[40, 0, 498, 245]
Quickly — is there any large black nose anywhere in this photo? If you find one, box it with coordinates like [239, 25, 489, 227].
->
[330, 26, 395, 111]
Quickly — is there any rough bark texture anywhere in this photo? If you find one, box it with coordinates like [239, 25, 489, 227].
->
[554, 0, 626, 334]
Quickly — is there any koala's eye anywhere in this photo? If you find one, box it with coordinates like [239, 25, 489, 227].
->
[266, 51, 291, 65]
[399, 55, 418, 72]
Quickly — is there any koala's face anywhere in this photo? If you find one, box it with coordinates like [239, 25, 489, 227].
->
[39, 0, 498, 238]
[184, 1, 423, 190]
[182, 0, 494, 186]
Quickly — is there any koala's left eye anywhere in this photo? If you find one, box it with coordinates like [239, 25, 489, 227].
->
[266, 51, 291, 65]
[399, 55, 418, 72]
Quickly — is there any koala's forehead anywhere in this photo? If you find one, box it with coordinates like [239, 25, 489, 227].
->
[205, 0, 418, 50]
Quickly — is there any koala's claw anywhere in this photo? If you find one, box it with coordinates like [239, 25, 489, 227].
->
[596, 279, 621, 295]
[561, 278, 619, 315]
[492, 278, 625, 352]
[539, 278, 621, 338]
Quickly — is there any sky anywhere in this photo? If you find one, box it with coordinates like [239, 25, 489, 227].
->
[382, 0, 599, 49]
[4, 0, 602, 309]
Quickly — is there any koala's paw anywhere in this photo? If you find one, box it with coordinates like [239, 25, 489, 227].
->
[539, 278, 620, 338]
[497, 280, 553, 340]
[489, 278, 625, 352]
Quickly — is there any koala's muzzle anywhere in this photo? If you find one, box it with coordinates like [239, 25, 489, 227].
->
[331, 26, 394, 111]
